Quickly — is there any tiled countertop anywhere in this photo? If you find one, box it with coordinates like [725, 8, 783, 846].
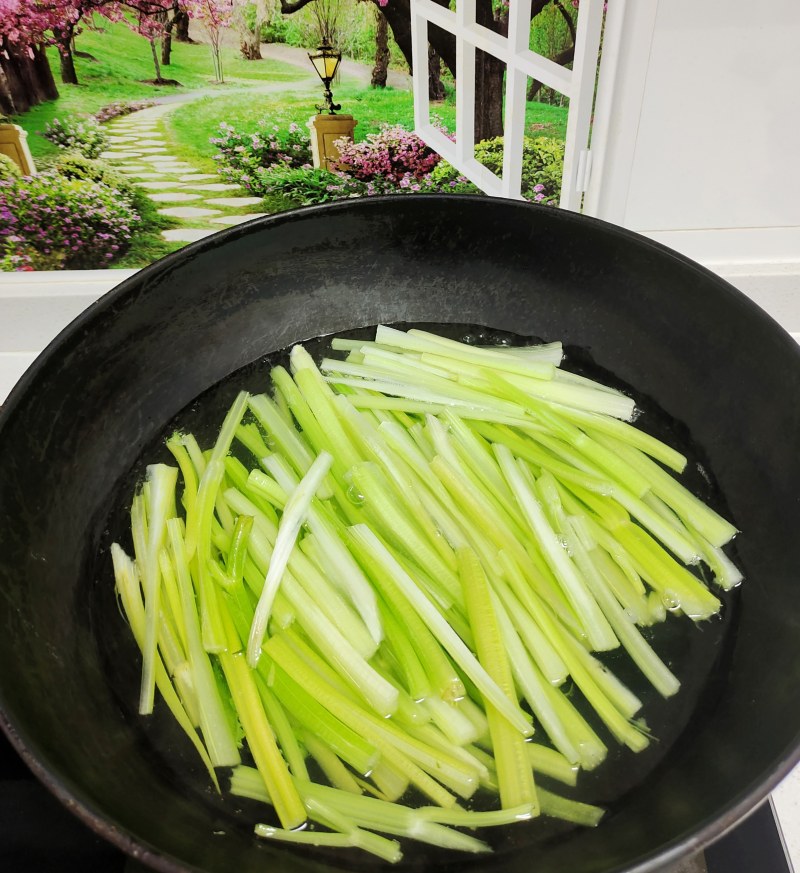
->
[0, 265, 798, 871]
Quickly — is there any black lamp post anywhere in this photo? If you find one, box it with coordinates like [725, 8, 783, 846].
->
[308, 43, 342, 115]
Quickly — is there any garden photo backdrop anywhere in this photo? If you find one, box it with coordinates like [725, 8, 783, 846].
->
[0, 0, 577, 271]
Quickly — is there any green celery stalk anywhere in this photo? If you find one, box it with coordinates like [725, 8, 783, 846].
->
[166, 519, 241, 768]
[494, 445, 618, 652]
[348, 525, 533, 738]
[458, 546, 538, 812]
[136, 463, 178, 714]
[247, 451, 333, 667]
[538, 787, 605, 827]
[111, 544, 220, 791]
[526, 744, 579, 787]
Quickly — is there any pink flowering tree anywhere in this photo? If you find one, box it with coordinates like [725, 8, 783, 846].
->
[0, 2, 179, 87]
[183, 0, 234, 83]
[0, 0, 60, 114]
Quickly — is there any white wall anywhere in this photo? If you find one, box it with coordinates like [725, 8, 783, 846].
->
[586, 0, 800, 272]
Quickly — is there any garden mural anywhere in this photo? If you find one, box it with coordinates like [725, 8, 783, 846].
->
[0, 0, 575, 271]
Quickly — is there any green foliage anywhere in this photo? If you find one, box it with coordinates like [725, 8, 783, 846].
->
[0, 171, 140, 271]
[429, 136, 565, 204]
[54, 153, 136, 201]
[42, 116, 109, 159]
[0, 154, 22, 181]
[254, 165, 349, 206]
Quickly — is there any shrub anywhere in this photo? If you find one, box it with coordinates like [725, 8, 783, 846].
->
[429, 136, 564, 203]
[211, 120, 312, 195]
[254, 165, 358, 206]
[42, 116, 109, 159]
[54, 153, 137, 202]
[0, 172, 139, 271]
[93, 101, 156, 124]
[333, 125, 442, 185]
[0, 153, 22, 181]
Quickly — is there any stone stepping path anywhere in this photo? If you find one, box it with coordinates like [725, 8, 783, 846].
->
[102, 102, 266, 246]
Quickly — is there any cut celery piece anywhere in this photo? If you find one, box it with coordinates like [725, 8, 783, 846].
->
[136, 463, 178, 715]
[166, 519, 241, 768]
[459, 546, 538, 812]
[348, 525, 534, 738]
[247, 451, 333, 667]
[494, 445, 618, 652]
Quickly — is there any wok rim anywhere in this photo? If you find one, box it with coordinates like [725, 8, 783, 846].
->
[0, 194, 798, 873]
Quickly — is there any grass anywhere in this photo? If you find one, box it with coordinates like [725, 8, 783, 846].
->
[15, 17, 312, 160]
[166, 82, 568, 168]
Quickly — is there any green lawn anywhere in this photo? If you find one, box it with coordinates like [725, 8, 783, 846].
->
[166, 83, 568, 168]
[15, 18, 311, 160]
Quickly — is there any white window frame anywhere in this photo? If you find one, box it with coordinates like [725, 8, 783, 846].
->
[410, 0, 606, 210]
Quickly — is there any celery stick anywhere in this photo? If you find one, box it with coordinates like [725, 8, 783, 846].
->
[615, 522, 721, 620]
[301, 731, 362, 794]
[459, 546, 538, 811]
[290, 346, 363, 473]
[565, 518, 681, 697]
[424, 695, 480, 746]
[186, 459, 228, 653]
[527, 744, 579, 787]
[166, 519, 241, 768]
[349, 525, 534, 738]
[595, 434, 738, 547]
[234, 422, 272, 462]
[495, 445, 617, 651]
[218, 643, 306, 830]
[378, 603, 432, 701]
[265, 634, 469, 806]
[137, 464, 179, 715]
[111, 545, 220, 791]
[247, 451, 333, 668]
[496, 552, 608, 769]
[165, 435, 198, 516]
[348, 462, 462, 606]
[334, 396, 458, 572]
[261, 453, 383, 645]
[157, 547, 188, 657]
[429, 454, 533, 572]
[564, 408, 688, 473]
[375, 325, 557, 377]
[254, 675, 309, 780]
[415, 804, 536, 826]
[294, 779, 490, 852]
[493, 576, 569, 686]
[298, 535, 380, 658]
[248, 393, 316, 479]
[369, 760, 409, 802]
[268, 662, 379, 776]
[588, 545, 652, 626]
[538, 787, 605, 826]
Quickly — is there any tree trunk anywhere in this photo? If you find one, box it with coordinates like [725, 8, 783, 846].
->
[240, 35, 262, 60]
[175, 10, 192, 42]
[0, 53, 26, 116]
[162, 29, 173, 65]
[33, 45, 59, 102]
[473, 48, 504, 142]
[428, 45, 445, 101]
[54, 27, 79, 85]
[371, 11, 390, 88]
[527, 43, 575, 100]
[150, 39, 164, 83]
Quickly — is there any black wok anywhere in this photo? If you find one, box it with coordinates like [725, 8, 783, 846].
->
[0, 196, 798, 873]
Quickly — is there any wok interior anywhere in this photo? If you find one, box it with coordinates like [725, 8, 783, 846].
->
[0, 196, 799, 873]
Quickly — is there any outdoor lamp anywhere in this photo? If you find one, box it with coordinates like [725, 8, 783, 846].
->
[308, 43, 342, 114]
